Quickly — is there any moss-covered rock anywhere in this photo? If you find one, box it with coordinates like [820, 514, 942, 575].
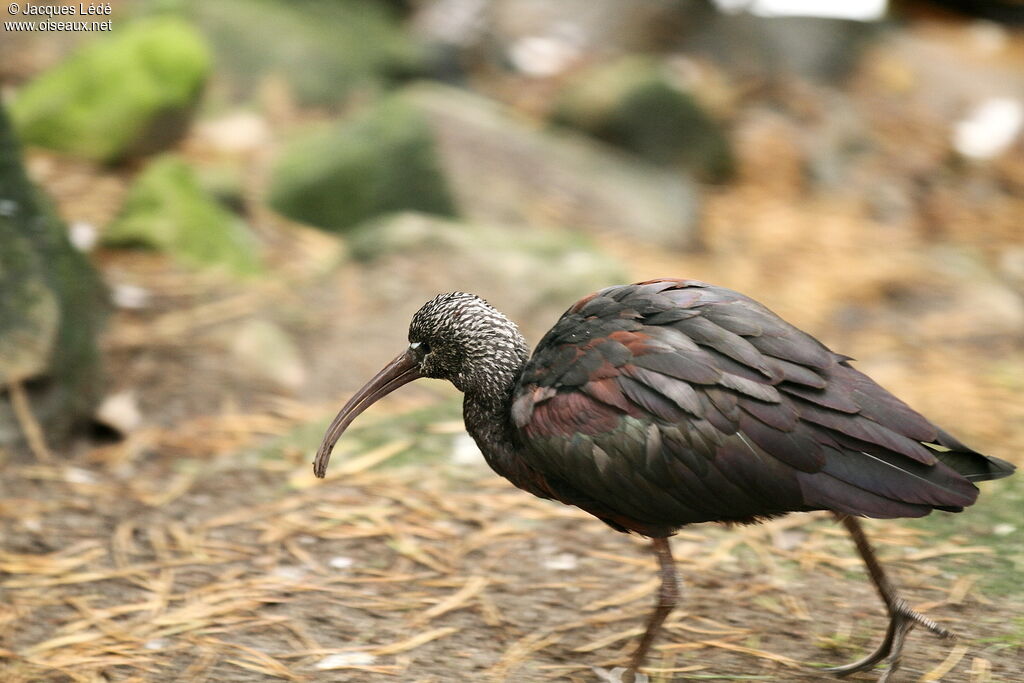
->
[271, 83, 701, 249]
[348, 212, 626, 306]
[552, 57, 734, 182]
[104, 155, 261, 275]
[11, 17, 210, 163]
[0, 105, 107, 445]
[268, 97, 456, 232]
[0, 219, 59, 388]
[191, 0, 423, 106]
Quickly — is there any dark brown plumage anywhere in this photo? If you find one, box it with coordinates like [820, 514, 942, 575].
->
[314, 279, 1015, 681]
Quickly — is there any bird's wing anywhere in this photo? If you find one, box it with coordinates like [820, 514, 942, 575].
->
[511, 279, 986, 533]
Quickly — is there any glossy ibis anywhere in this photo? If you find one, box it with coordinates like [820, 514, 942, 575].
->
[314, 279, 1015, 681]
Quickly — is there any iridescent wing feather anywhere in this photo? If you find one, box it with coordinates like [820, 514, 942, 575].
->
[511, 279, 1013, 536]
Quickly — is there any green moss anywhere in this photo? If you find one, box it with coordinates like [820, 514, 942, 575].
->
[348, 212, 594, 261]
[104, 155, 261, 275]
[0, 105, 107, 439]
[553, 57, 734, 182]
[346, 212, 626, 303]
[268, 98, 456, 232]
[11, 17, 210, 163]
[191, 0, 423, 106]
[0, 182, 60, 385]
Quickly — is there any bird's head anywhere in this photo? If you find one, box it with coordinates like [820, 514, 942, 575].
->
[313, 292, 528, 478]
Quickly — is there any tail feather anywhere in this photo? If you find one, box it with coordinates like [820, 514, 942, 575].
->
[927, 445, 1016, 483]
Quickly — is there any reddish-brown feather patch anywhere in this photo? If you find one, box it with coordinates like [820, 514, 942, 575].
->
[588, 359, 621, 381]
[607, 330, 658, 354]
[635, 277, 694, 287]
[526, 392, 622, 437]
[569, 291, 599, 313]
[581, 377, 642, 416]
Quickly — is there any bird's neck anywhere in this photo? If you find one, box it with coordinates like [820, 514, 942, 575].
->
[461, 359, 538, 489]
[463, 374, 519, 461]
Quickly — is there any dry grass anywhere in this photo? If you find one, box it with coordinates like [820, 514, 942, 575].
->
[0, 396, 1019, 681]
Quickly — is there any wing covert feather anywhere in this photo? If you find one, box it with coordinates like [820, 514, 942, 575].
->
[511, 280, 988, 533]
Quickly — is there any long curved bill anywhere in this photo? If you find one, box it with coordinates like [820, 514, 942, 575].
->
[313, 349, 421, 478]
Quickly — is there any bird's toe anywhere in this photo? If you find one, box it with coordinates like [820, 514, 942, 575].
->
[825, 600, 956, 679]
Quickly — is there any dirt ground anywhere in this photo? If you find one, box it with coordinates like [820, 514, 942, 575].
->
[1, 186, 1022, 682]
[0, 424, 1021, 682]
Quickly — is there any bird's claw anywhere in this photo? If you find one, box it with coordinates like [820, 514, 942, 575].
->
[591, 666, 649, 683]
[898, 600, 956, 641]
[825, 599, 956, 679]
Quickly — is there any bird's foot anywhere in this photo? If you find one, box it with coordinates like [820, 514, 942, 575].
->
[825, 599, 955, 680]
[591, 666, 649, 683]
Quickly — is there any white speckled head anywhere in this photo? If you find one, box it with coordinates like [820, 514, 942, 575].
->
[408, 292, 529, 396]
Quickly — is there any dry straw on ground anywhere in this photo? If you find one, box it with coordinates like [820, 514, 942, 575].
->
[0, 396, 1016, 681]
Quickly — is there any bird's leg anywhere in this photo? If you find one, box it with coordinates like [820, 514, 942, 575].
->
[826, 514, 955, 681]
[625, 537, 678, 682]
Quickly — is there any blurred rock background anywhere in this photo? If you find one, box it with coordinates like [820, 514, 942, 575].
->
[2, 0, 1022, 429]
[0, 1, 1022, 680]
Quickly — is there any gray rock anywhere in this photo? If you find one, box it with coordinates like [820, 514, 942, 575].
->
[190, 0, 423, 106]
[348, 211, 627, 313]
[270, 83, 701, 248]
[230, 319, 307, 393]
[0, 240, 58, 386]
[916, 247, 1024, 341]
[407, 84, 702, 249]
[268, 97, 457, 233]
[94, 391, 143, 435]
[484, 0, 713, 65]
[841, 247, 1024, 343]
[681, 13, 882, 84]
[551, 56, 734, 182]
[0, 105, 107, 445]
[415, 2, 874, 84]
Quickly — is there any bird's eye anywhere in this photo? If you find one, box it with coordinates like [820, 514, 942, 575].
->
[410, 341, 430, 354]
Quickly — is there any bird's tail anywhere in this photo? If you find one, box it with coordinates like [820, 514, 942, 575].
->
[928, 443, 1016, 483]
